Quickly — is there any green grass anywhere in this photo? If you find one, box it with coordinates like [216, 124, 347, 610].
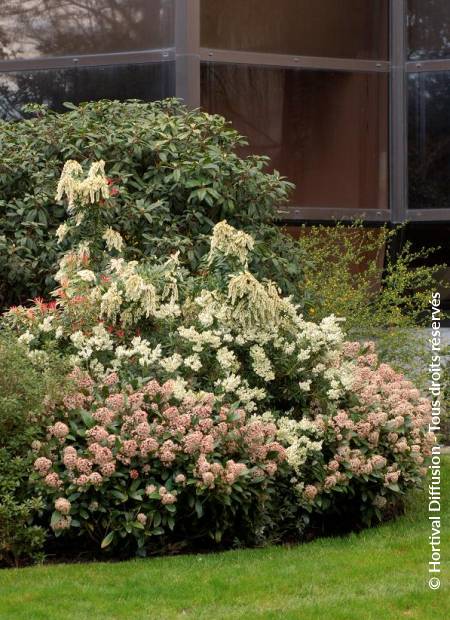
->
[1, 458, 448, 620]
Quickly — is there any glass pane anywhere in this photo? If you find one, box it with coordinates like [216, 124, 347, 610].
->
[0, 62, 175, 120]
[408, 72, 450, 209]
[0, 0, 174, 60]
[402, 224, 450, 306]
[201, 0, 388, 60]
[408, 0, 450, 60]
[201, 63, 389, 211]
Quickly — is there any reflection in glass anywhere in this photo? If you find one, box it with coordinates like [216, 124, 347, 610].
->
[201, 0, 388, 60]
[0, 0, 174, 60]
[402, 224, 450, 303]
[201, 63, 389, 211]
[408, 72, 450, 209]
[408, 0, 450, 60]
[0, 62, 175, 120]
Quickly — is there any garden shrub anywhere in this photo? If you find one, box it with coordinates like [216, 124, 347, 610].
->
[0, 98, 308, 310]
[2, 160, 435, 556]
[0, 333, 69, 567]
[32, 369, 285, 554]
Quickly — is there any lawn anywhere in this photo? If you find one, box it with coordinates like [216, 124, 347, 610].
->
[0, 457, 448, 620]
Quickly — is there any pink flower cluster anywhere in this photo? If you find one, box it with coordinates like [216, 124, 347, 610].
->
[302, 343, 433, 506]
[34, 376, 285, 521]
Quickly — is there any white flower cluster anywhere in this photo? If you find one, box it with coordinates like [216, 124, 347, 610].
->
[55, 160, 109, 212]
[276, 417, 323, 475]
[115, 338, 162, 369]
[9, 216, 358, 431]
[250, 345, 275, 382]
[208, 220, 255, 266]
[95, 257, 180, 326]
[102, 227, 124, 253]
[178, 326, 222, 352]
[70, 324, 114, 361]
[227, 271, 287, 330]
[216, 347, 239, 372]
[56, 223, 70, 244]
[100, 282, 123, 321]
[18, 331, 34, 345]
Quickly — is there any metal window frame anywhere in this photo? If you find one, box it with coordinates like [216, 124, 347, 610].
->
[199, 49, 389, 73]
[276, 208, 391, 224]
[390, 0, 408, 223]
[406, 58, 450, 72]
[175, 0, 450, 224]
[175, 0, 200, 107]
[0, 49, 175, 73]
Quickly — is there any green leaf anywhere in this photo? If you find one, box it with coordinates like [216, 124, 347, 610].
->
[129, 479, 141, 493]
[129, 492, 143, 501]
[152, 527, 164, 536]
[111, 490, 128, 502]
[133, 521, 145, 530]
[101, 531, 115, 549]
[195, 500, 203, 518]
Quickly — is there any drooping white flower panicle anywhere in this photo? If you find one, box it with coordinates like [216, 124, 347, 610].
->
[82, 160, 109, 205]
[208, 220, 255, 267]
[55, 222, 70, 244]
[227, 271, 285, 329]
[55, 160, 109, 212]
[102, 227, 124, 253]
[55, 160, 83, 211]
[100, 282, 123, 321]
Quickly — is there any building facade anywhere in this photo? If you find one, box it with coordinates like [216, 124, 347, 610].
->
[0, 0, 448, 302]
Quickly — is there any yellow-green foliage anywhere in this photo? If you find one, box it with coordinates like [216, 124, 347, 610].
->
[299, 221, 445, 331]
[298, 221, 448, 395]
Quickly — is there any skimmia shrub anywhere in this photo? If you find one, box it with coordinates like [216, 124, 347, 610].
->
[32, 369, 285, 553]
[2, 160, 435, 556]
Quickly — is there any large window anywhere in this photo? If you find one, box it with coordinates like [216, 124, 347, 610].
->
[198, 0, 390, 219]
[1, 0, 449, 225]
[202, 63, 388, 211]
[0, 0, 174, 59]
[406, 1, 450, 217]
[0, 63, 175, 120]
[0, 0, 175, 119]
[201, 0, 388, 60]
[408, 0, 450, 60]
[408, 71, 450, 210]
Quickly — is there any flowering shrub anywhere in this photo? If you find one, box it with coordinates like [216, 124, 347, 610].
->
[0, 99, 307, 310]
[278, 342, 434, 524]
[33, 369, 285, 553]
[2, 159, 435, 556]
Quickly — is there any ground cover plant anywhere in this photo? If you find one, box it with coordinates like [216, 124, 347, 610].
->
[1, 159, 436, 563]
[0, 456, 448, 620]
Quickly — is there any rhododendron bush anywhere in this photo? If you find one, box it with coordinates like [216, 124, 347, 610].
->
[2, 160, 435, 558]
